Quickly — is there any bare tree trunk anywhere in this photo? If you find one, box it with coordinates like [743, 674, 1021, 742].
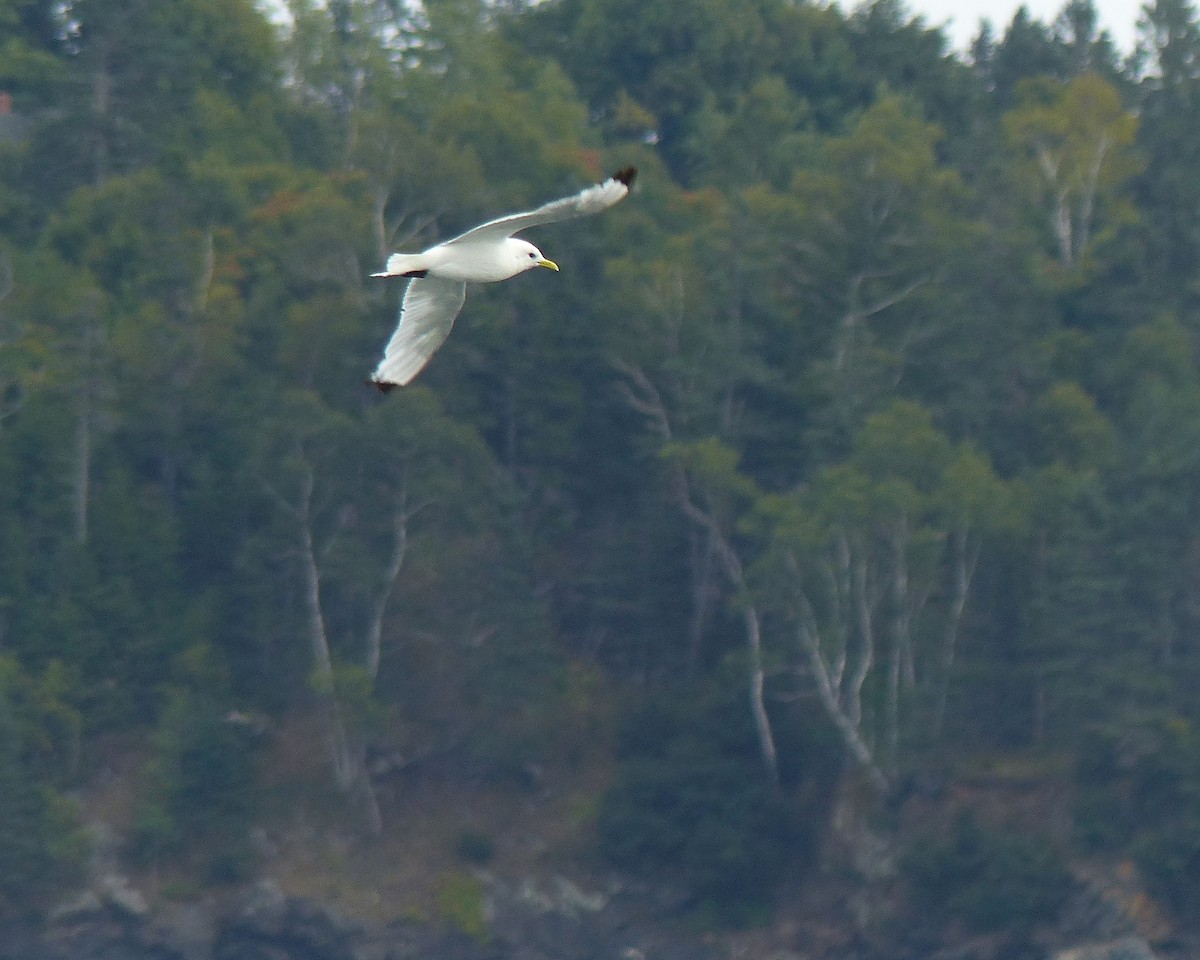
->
[795, 591, 889, 794]
[851, 553, 877, 730]
[271, 453, 382, 835]
[612, 357, 724, 681]
[611, 317, 778, 783]
[371, 187, 389, 268]
[741, 589, 779, 789]
[295, 463, 356, 789]
[684, 485, 779, 787]
[73, 302, 101, 545]
[685, 527, 719, 677]
[885, 635, 901, 774]
[891, 513, 916, 688]
[1076, 132, 1111, 262]
[365, 492, 421, 682]
[1054, 186, 1074, 266]
[680, 501, 780, 787]
[933, 528, 979, 738]
[791, 550, 889, 794]
[1034, 147, 1074, 267]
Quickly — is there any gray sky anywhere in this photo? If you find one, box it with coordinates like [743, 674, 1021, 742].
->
[873, 0, 1143, 54]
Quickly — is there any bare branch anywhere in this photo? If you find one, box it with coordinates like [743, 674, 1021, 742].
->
[611, 356, 674, 441]
[364, 486, 433, 680]
[854, 272, 932, 322]
[790, 558, 889, 794]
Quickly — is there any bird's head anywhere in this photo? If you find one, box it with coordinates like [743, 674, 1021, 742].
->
[510, 238, 559, 274]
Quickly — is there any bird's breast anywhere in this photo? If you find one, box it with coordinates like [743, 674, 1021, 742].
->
[426, 242, 525, 283]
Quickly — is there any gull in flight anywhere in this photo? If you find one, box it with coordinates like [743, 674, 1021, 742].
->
[369, 167, 637, 390]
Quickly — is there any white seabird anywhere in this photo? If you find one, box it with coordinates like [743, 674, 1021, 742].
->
[369, 167, 637, 390]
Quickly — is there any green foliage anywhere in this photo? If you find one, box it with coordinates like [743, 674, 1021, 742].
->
[435, 871, 490, 941]
[1002, 73, 1140, 269]
[132, 680, 258, 882]
[0, 657, 86, 916]
[1075, 718, 1200, 919]
[903, 812, 1072, 934]
[0, 0, 1197, 925]
[597, 682, 806, 923]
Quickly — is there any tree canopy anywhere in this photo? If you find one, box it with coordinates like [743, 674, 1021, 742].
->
[0, 0, 1197, 935]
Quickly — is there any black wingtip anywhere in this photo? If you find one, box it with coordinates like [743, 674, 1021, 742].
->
[367, 378, 398, 394]
[611, 167, 637, 188]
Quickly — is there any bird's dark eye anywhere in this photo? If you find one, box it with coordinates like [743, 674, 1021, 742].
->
[529, 252, 536, 258]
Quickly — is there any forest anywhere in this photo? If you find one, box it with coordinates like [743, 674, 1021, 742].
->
[2, 0, 1200, 952]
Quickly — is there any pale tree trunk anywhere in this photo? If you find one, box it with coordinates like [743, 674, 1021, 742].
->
[613, 356, 779, 786]
[685, 530, 719, 677]
[294, 461, 381, 834]
[160, 231, 217, 504]
[717, 535, 779, 789]
[885, 634, 901, 775]
[371, 187, 389, 269]
[890, 513, 917, 688]
[1034, 147, 1074, 267]
[791, 547, 889, 794]
[365, 488, 425, 682]
[1053, 188, 1074, 266]
[851, 550, 890, 780]
[677, 474, 779, 787]
[884, 512, 935, 767]
[834, 272, 932, 373]
[1036, 132, 1111, 267]
[366, 186, 438, 269]
[73, 297, 103, 545]
[72, 28, 116, 541]
[933, 528, 979, 738]
[266, 450, 382, 835]
[612, 356, 722, 678]
[886, 516, 907, 771]
[1075, 132, 1111, 261]
[830, 272, 932, 434]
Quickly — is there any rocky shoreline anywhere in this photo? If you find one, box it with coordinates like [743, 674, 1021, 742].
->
[0, 867, 1175, 960]
[0, 870, 722, 960]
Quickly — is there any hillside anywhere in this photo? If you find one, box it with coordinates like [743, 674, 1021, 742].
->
[3, 0, 1200, 957]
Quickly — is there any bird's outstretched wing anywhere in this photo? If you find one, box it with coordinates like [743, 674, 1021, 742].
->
[370, 275, 467, 390]
[446, 167, 637, 246]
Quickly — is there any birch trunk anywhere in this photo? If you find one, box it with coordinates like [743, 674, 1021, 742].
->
[286, 458, 383, 835]
[791, 551, 889, 794]
[364, 494, 417, 682]
[933, 528, 979, 738]
[74, 303, 101, 545]
[796, 595, 889, 794]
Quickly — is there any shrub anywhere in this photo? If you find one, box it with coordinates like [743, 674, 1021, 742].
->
[904, 811, 1071, 934]
[435, 871, 490, 941]
[596, 684, 800, 924]
[131, 687, 258, 882]
[1075, 718, 1200, 918]
[0, 659, 86, 915]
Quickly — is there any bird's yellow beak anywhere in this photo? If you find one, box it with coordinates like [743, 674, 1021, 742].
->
[537, 258, 560, 271]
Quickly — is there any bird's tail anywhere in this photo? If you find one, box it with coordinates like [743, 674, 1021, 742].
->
[370, 253, 429, 278]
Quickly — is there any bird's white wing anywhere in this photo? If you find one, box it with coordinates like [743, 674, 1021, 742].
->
[370, 275, 467, 389]
[445, 168, 637, 246]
